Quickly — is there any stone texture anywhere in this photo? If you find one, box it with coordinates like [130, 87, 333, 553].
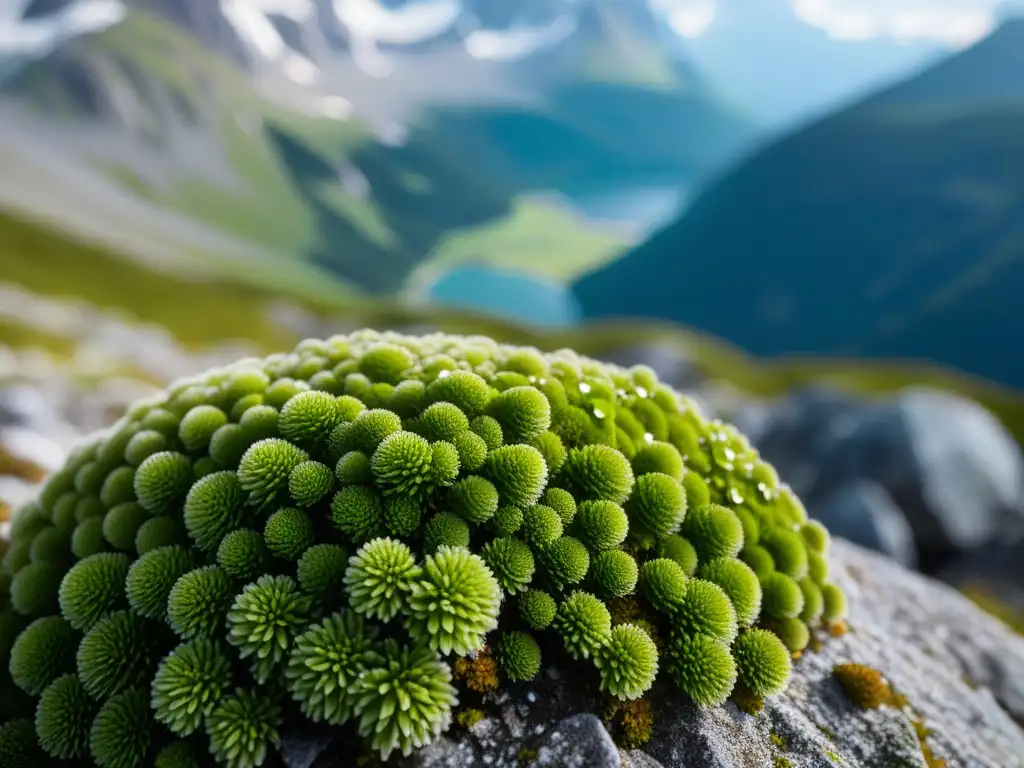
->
[287, 539, 1024, 768]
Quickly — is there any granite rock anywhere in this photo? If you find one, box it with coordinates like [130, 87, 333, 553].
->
[285, 540, 1024, 768]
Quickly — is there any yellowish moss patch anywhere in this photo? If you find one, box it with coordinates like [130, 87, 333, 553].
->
[456, 708, 486, 729]
[829, 620, 849, 637]
[0, 444, 47, 484]
[518, 746, 539, 765]
[833, 663, 894, 709]
[730, 686, 765, 716]
[604, 698, 654, 749]
[833, 662, 947, 766]
[453, 646, 500, 694]
[961, 583, 1024, 635]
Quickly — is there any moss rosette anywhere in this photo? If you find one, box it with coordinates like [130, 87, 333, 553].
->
[0, 330, 846, 765]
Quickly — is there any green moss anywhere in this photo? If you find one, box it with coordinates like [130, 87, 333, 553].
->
[0, 208, 336, 353]
[456, 708, 486, 729]
[0, 330, 850, 764]
[961, 583, 1024, 635]
[603, 698, 654, 748]
[730, 686, 765, 716]
[517, 747, 539, 765]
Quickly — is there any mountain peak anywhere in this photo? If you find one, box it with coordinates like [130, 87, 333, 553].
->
[864, 13, 1024, 107]
[995, 1, 1024, 22]
[573, 16, 1024, 389]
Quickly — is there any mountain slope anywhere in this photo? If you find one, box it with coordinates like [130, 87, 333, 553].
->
[2, 9, 533, 294]
[676, 0, 947, 128]
[0, 0, 750, 301]
[573, 19, 1024, 389]
[3, 2, 680, 296]
[420, 0, 755, 194]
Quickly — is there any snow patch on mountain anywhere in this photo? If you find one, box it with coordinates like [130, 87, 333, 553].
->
[464, 15, 577, 61]
[333, 0, 461, 45]
[0, 0, 123, 59]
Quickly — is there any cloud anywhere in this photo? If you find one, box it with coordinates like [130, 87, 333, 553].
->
[464, 16, 577, 62]
[791, 0, 999, 47]
[648, 0, 718, 38]
[650, 0, 1005, 46]
[332, 0, 461, 45]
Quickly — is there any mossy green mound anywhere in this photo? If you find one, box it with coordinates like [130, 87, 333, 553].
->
[0, 330, 846, 766]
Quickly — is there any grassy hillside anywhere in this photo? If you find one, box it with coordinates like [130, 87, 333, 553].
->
[4, 10, 622, 295]
[573, 20, 1024, 390]
[409, 197, 626, 290]
[0, 207, 340, 353]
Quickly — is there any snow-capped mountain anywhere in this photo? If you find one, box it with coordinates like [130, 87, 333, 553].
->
[2, 0, 987, 133]
[0, 0, 761, 300]
[0, 0, 123, 80]
[2, 0, 1000, 301]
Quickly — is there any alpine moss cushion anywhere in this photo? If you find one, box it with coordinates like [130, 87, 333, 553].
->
[0, 330, 847, 767]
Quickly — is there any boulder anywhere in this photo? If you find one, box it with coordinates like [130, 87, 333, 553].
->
[598, 342, 702, 392]
[0, 385, 54, 429]
[753, 386, 1024, 569]
[815, 481, 918, 568]
[288, 540, 1024, 768]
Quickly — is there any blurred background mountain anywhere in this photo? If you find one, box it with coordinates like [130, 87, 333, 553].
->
[2, 0, 1024, 618]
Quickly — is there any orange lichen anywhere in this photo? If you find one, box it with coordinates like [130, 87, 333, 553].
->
[453, 646, 500, 693]
[828, 620, 848, 637]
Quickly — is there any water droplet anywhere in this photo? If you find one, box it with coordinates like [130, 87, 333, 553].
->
[437, 369, 452, 379]
[578, 382, 592, 394]
[635, 386, 649, 398]
[593, 407, 606, 419]
[724, 447, 736, 461]
[644, 432, 654, 444]
[729, 488, 744, 504]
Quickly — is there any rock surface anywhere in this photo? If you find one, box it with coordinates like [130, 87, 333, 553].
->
[287, 539, 1024, 768]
